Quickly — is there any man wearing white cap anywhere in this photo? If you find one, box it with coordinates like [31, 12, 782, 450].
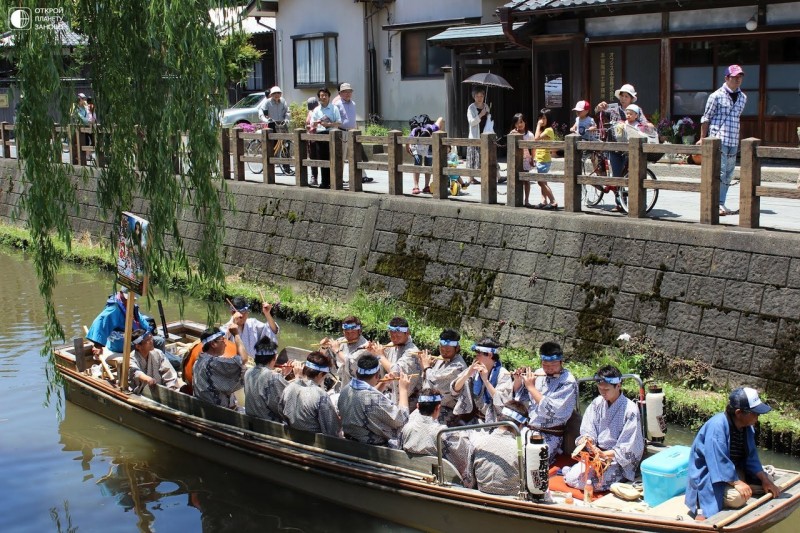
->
[685, 387, 781, 520]
[333, 82, 372, 183]
[258, 85, 289, 131]
[699, 65, 747, 216]
[74, 93, 90, 126]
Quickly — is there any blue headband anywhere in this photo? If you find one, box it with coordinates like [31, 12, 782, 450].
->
[471, 344, 498, 354]
[357, 365, 380, 375]
[439, 339, 459, 347]
[342, 323, 361, 331]
[203, 331, 224, 346]
[255, 348, 277, 357]
[596, 376, 622, 385]
[132, 332, 151, 346]
[388, 325, 409, 333]
[540, 353, 563, 361]
[501, 407, 529, 424]
[233, 304, 249, 313]
[418, 395, 443, 403]
[305, 361, 330, 373]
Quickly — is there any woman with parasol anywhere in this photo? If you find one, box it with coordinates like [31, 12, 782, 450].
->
[463, 73, 513, 185]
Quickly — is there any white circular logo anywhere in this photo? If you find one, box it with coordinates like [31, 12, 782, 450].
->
[10, 8, 31, 30]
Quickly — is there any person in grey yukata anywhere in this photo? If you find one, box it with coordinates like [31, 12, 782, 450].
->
[512, 341, 578, 464]
[564, 365, 644, 491]
[451, 337, 513, 424]
[280, 351, 341, 437]
[319, 315, 371, 391]
[399, 388, 475, 488]
[193, 325, 248, 409]
[419, 329, 467, 426]
[244, 337, 296, 422]
[377, 317, 423, 409]
[338, 354, 410, 446]
[471, 400, 530, 495]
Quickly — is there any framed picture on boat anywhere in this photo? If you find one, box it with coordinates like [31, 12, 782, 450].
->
[117, 212, 149, 295]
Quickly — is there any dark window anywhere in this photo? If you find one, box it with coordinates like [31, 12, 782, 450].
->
[590, 43, 660, 117]
[766, 36, 800, 116]
[292, 33, 338, 88]
[401, 29, 450, 79]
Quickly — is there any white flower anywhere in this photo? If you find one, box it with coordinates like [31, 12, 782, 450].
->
[617, 333, 631, 342]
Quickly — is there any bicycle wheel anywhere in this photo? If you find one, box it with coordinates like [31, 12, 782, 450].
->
[581, 154, 604, 207]
[245, 139, 263, 174]
[618, 169, 659, 214]
[279, 140, 294, 176]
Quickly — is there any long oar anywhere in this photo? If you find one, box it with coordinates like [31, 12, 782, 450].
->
[157, 299, 169, 338]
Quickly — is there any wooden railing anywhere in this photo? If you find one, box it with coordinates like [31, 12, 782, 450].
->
[3, 122, 799, 230]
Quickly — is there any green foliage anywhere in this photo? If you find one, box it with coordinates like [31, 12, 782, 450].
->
[9, 0, 231, 405]
[221, 32, 263, 87]
[288, 102, 307, 131]
[364, 123, 390, 137]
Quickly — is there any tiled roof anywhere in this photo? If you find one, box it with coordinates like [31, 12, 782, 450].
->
[504, 0, 658, 12]
[0, 21, 88, 47]
[429, 22, 526, 43]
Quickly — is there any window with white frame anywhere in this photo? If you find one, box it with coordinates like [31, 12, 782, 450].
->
[292, 32, 338, 88]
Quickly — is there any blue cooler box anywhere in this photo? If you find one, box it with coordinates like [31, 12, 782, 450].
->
[641, 445, 691, 507]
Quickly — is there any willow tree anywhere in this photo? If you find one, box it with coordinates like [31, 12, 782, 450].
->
[5, 1, 237, 400]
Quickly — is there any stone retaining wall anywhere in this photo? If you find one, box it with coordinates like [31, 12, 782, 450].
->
[2, 160, 799, 397]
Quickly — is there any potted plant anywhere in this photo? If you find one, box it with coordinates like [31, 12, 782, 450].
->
[673, 117, 697, 145]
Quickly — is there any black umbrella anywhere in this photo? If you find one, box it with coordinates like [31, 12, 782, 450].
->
[462, 72, 513, 90]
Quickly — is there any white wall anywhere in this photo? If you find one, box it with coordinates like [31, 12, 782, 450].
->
[274, 0, 367, 120]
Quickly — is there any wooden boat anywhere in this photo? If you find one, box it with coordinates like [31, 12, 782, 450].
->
[55, 320, 800, 532]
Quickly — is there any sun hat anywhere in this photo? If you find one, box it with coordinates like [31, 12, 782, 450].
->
[339, 82, 353, 92]
[614, 83, 638, 102]
[572, 100, 590, 112]
[729, 387, 771, 414]
[725, 65, 745, 77]
[625, 104, 642, 117]
[268, 86, 282, 96]
[77, 92, 87, 99]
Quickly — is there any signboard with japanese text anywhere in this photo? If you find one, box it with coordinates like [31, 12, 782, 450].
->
[117, 212, 149, 296]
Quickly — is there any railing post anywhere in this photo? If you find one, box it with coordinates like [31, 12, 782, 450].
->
[219, 128, 231, 180]
[480, 132, 497, 204]
[431, 131, 448, 199]
[76, 126, 87, 166]
[626, 136, 646, 218]
[700, 136, 721, 225]
[264, 128, 275, 185]
[330, 129, 344, 191]
[348, 129, 363, 192]
[386, 130, 403, 195]
[506, 133, 523, 207]
[232, 128, 246, 181]
[70, 125, 79, 165]
[293, 129, 307, 187]
[739, 137, 760, 229]
[0, 122, 9, 159]
[563, 133, 581, 212]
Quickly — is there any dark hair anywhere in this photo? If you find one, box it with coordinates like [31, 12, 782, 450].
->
[537, 108, 551, 127]
[389, 316, 409, 329]
[501, 400, 529, 427]
[276, 348, 289, 366]
[131, 328, 147, 350]
[231, 296, 249, 311]
[511, 113, 526, 129]
[476, 336, 501, 361]
[201, 327, 222, 351]
[303, 351, 332, 379]
[417, 387, 442, 416]
[356, 354, 380, 375]
[254, 337, 279, 365]
[725, 405, 738, 419]
[472, 87, 485, 98]
[342, 315, 362, 327]
[440, 329, 460, 342]
[596, 365, 622, 381]
[318, 87, 331, 98]
[539, 341, 562, 358]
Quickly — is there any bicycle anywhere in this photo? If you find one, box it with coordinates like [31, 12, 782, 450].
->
[245, 119, 294, 176]
[580, 122, 659, 214]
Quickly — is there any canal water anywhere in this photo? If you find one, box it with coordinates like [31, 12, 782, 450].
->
[0, 249, 797, 532]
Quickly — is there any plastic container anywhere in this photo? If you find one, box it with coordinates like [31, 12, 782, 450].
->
[641, 445, 691, 507]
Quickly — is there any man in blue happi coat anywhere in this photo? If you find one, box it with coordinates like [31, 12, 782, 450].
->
[86, 287, 165, 357]
[685, 387, 781, 520]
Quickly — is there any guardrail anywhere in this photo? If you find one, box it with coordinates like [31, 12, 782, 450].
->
[3, 121, 798, 230]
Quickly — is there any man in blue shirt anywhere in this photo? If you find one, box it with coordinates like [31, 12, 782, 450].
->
[685, 387, 781, 520]
[699, 65, 747, 217]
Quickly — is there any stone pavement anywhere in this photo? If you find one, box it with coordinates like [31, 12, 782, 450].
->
[246, 158, 800, 233]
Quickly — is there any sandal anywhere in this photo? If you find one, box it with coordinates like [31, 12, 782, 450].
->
[412, 187, 421, 195]
[541, 204, 555, 211]
[719, 209, 728, 216]
[470, 178, 481, 185]
[611, 206, 622, 213]
[534, 203, 547, 209]
[422, 186, 431, 194]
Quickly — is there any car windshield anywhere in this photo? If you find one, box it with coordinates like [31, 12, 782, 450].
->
[232, 94, 264, 109]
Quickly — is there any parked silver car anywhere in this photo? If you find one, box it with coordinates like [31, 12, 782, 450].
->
[220, 92, 266, 127]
